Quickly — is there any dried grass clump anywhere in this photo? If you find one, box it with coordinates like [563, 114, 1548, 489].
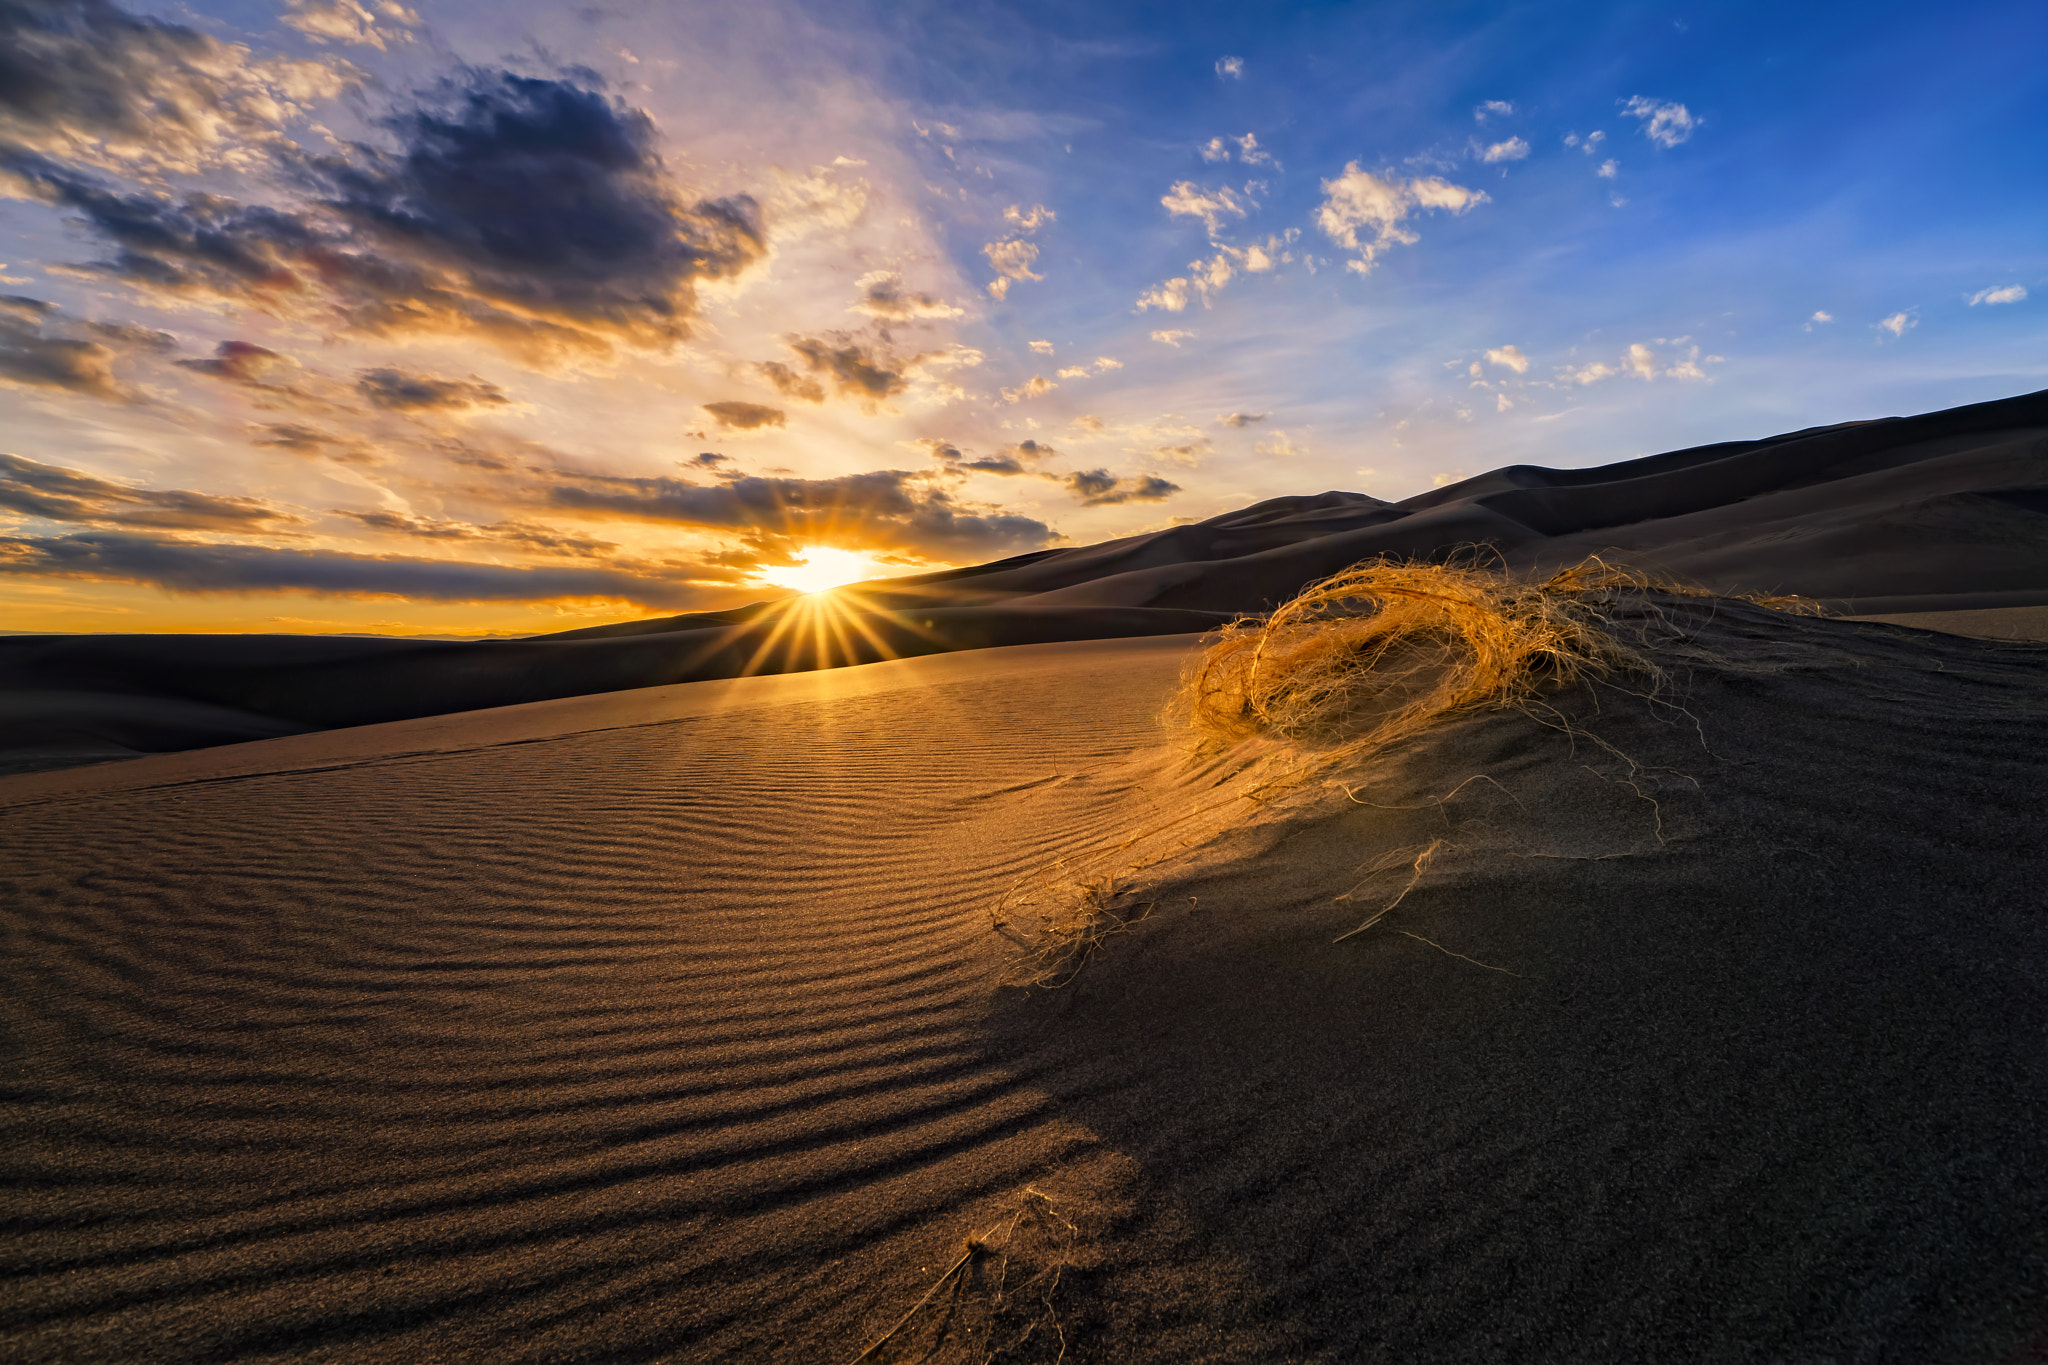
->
[996, 554, 1817, 987]
[1171, 556, 1679, 776]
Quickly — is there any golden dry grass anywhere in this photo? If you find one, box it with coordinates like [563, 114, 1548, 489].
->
[997, 554, 1818, 985]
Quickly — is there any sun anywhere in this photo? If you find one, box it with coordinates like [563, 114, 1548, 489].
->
[760, 546, 900, 596]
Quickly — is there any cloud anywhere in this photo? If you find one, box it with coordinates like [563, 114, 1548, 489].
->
[1562, 130, 1607, 155]
[1315, 164, 1487, 273]
[547, 467, 1057, 562]
[1055, 357, 1121, 380]
[0, 528, 728, 607]
[1028, 340, 1055, 355]
[756, 360, 825, 403]
[1475, 101, 1514, 122]
[1136, 277, 1191, 313]
[702, 400, 785, 430]
[1622, 96, 1700, 148]
[1150, 329, 1194, 346]
[1161, 180, 1250, 237]
[175, 340, 295, 386]
[1063, 469, 1179, 506]
[850, 269, 964, 320]
[1496, 392, 1512, 412]
[5, 69, 765, 361]
[1000, 374, 1054, 403]
[251, 422, 382, 464]
[1596, 159, 1618, 179]
[1003, 203, 1055, 232]
[763, 334, 926, 407]
[1804, 310, 1833, 331]
[1253, 430, 1303, 457]
[1483, 344, 1529, 373]
[1200, 133, 1274, 167]
[356, 367, 510, 413]
[0, 0, 355, 174]
[983, 238, 1042, 300]
[1877, 311, 1917, 338]
[1968, 284, 2027, 306]
[1215, 56, 1243, 79]
[281, 0, 421, 51]
[0, 452, 298, 531]
[337, 509, 614, 559]
[1217, 411, 1267, 427]
[0, 295, 130, 399]
[1559, 338, 1720, 383]
[914, 436, 1058, 478]
[1480, 137, 1529, 163]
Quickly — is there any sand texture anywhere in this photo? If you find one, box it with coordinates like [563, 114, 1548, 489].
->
[4, 599, 2047, 1361]
[4, 387, 2045, 774]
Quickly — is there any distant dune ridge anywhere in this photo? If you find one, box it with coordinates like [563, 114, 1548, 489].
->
[4, 386, 2047, 774]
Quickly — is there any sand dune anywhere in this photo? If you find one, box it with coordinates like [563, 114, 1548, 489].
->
[4, 392, 2047, 1358]
[4, 387, 2044, 774]
[4, 599, 2047, 1360]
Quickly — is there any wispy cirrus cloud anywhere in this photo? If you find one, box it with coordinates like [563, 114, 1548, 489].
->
[1967, 284, 2026, 306]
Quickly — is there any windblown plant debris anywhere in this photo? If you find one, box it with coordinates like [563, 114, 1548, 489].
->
[999, 556, 1820, 984]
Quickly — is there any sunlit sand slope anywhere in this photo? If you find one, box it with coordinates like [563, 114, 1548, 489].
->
[4, 615, 2046, 1361]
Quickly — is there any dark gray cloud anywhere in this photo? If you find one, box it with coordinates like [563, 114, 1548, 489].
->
[918, 436, 1052, 477]
[684, 451, 733, 472]
[788, 335, 910, 402]
[356, 366, 510, 412]
[0, 451, 300, 530]
[177, 340, 294, 385]
[3, 67, 765, 360]
[850, 270, 963, 321]
[548, 467, 1057, 561]
[702, 400, 784, 430]
[1064, 469, 1181, 506]
[0, 528, 727, 607]
[0, 0, 353, 170]
[1217, 411, 1268, 428]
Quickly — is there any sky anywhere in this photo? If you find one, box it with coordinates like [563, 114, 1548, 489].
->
[0, 0, 2043, 636]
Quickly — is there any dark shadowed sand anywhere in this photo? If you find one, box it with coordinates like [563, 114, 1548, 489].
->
[4, 596, 2047, 1361]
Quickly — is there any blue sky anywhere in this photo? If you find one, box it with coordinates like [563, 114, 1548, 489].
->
[1, 0, 2042, 633]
